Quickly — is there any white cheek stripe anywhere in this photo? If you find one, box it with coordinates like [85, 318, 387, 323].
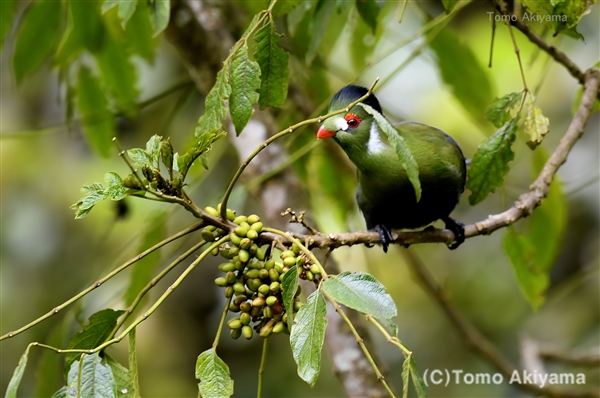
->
[367, 121, 385, 154]
[335, 117, 349, 131]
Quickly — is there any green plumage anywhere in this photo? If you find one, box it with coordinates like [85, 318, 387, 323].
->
[317, 85, 466, 251]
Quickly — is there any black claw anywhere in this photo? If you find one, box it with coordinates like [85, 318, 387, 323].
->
[374, 224, 394, 253]
[442, 217, 465, 250]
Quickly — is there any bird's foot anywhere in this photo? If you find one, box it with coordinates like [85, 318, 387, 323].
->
[442, 217, 465, 250]
[373, 224, 394, 253]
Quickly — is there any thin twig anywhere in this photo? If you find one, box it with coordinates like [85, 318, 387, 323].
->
[257, 338, 268, 398]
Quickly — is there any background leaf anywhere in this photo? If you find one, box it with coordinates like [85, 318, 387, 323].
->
[281, 265, 299, 332]
[195, 348, 234, 398]
[0, 0, 16, 54]
[122, 2, 158, 63]
[360, 103, 422, 202]
[147, 0, 170, 37]
[467, 118, 517, 205]
[305, 0, 335, 65]
[76, 67, 115, 158]
[12, 0, 63, 83]
[355, 0, 383, 32]
[254, 22, 289, 109]
[71, 1, 105, 53]
[290, 288, 327, 386]
[5, 344, 31, 398]
[229, 44, 261, 135]
[323, 271, 398, 336]
[442, 0, 457, 13]
[66, 354, 116, 398]
[65, 309, 125, 377]
[428, 25, 495, 121]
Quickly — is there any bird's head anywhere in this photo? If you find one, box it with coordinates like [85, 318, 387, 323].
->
[316, 85, 382, 146]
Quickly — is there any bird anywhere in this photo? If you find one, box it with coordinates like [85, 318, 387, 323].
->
[316, 85, 466, 252]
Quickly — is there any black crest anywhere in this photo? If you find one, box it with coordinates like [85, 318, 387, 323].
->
[330, 85, 383, 115]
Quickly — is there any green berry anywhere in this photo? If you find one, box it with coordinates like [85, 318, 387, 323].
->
[305, 271, 314, 281]
[258, 284, 270, 296]
[293, 301, 304, 311]
[263, 306, 273, 319]
[245, 269, 260, 279]
[229, 233, 242, 247]
[240, 302, 251, 313]
[274, 263, 284, 274]
[255, 247, 265, 261]
[251, 306, 262, 317]
[264, 259, 275, 270]
[239, 249, 250, 263]
[225, 286, 234, 298]
[229, 303, 240, 312]
[239, 221, 251, 230]
[260, 321, 275, 338]
[269, 282, 280, 292]
[259, 269, 269, 280]
[247, 278, 263, 292]
[234, 226, 248, 238]
[228, 246, 240, 258]
[214, 277, 227, 287]
[201, 230, 215, 242]
[211, 247, 219, 256]
[296, 256, 306, 267]
[230, 328, 242, 340]
[225, 271, 237, 285]
[252, 297, 266, 307]
[227, 318, 242, 329]
[283, 257, 296, 267]
[233, 295, 247, 306]
[268, 268, 279, 282]
[242, 325, 253, 339]
[218, 262, 236, 272]
[291, 243, 301, 254]
[247, 214, 260, 224]
[309, 264, 321, 275]
[204, 206, 219, 217]
[266, 296, 278, 306]
[233, 215, 247, 225]
[273, 321, 285, 334]
[250, 222, 263, 233]
[240, 312, 252, 325]
[239, 238, 252, 250]
[226, 209, 236, 221]
[281, 250, 295, 259]
[246, 229, 258, 240]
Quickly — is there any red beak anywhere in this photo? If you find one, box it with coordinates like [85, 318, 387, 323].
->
[317, 126, 336, 139]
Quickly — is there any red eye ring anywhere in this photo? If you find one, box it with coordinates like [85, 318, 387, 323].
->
[344, 113, 362, 128]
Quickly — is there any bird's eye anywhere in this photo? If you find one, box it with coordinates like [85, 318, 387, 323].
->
[344, 113, 362, 128]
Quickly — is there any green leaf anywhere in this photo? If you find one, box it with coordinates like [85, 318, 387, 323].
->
[552, 0, 592, 36]
[409, 355, 427, 398]
[76, 67, 115, 158]
[349, 6, 379, 71]
[229, 44, 261, 135]
[125, 211, 166, 306]
[429, 25, 494, 121]
[290, 288, 328, 386]
[145, 135, 162, 169]
[127, 148, 153, 168]
[322, 271, 398, 336]
[71, 1, 105, 53]
[94, 34, 139, 114]
[147, 0, 170, 37]
[128, 329, 141, 398]
[281, 265, 299, 332]
[306, 0, 335, 65]
[355, 0, 383, 32]
[35, 322, 68, 397]
[287, 0, 314, 36]
[485, 91, 523, 128]
[254, 21, 289, 109]
[66, 354, 116, 398]
[359, 103, 422, 202]
[178, 129, 227, 180]
[117, 0, 138, 29]
[105, 172, 123, 187]
[401, 355, 410, 398]
[441, 0, 457, 12]
[50, 387, 68, 398]
[54, 11, 83, 68]
[102, 0, 119, 13]
[0, 0, 16, 54]
[82, 182, 107, 195]
[105, 355, 134, 398]
[65, 309, 125, 377]
[5, 344, 31, 398]
[195, 348, 234, 398]
[273, 0, 303, 17]
[123, 2, 158, 63]
[197, 68, 232, 134]
[12, 0, 63, 84]
[467, 118, 517, 205]
[523, 95, 550, 150]
[502, 148, 567, 311]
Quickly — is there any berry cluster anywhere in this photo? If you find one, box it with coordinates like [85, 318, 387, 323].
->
[203, 206, 321, 340]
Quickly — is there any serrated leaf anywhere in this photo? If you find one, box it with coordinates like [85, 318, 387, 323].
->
[409, 355, 427, 398]
[178, 129, 226, 180]
[254, 21, 289, 109]
[0, 0, 17, 55]
[429, 25, 494, 121]
[147, 0, 170, 37]
[306, 0, 335, 65]
[125, 212, 166, 306]
[229, 44, 261, 135]
[107, 185, 128, 201]
[80, 191, 108, 211]
[195, 348, 234, 398]
[74, 207, 93, 220]
[76, 67, 115, 158]
[523, 95, 550, 150]
[94, 34, 139, 114]
[105, 172, 123, 187]
[66, 354, 116, 398]
[485, 91, 523, 128]
[145, 135, 162, 169]
[5, 344, 31, 398]
[467, 118, 517, 205]
[322, 271, 398, 336]
[82, 182, 107, 195]
[12, 0, 63, 84]
[105, 355, 134, 398]
[65, 309, 125, 377]
[197, 68, 232, 134]
[127, 148, 153, 168]
[355, 0, 382, 32]
[281, 265, 299, 332]
[290, 288, 327, 386]
[360, 103, 421, 202]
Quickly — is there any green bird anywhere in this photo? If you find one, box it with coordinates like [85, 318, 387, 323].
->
[317, 85, 466, 252]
